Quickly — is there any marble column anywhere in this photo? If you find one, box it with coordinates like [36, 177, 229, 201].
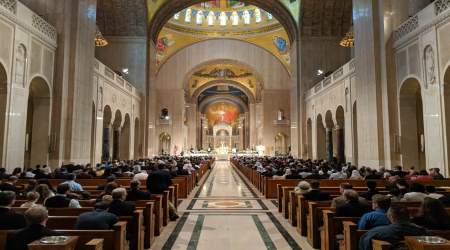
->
[326, 128, 333, 161]
[335, 126, 345, 163]
[352, 0, 385, 167]
[249, 104, 257, 148]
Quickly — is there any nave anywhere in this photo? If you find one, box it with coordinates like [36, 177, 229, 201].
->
[152, 161, 311, 250]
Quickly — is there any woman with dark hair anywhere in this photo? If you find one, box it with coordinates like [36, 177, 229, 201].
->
[412, 197, 450, 230]
[11, 167, 22, 177]
[35, 184, 55, 204]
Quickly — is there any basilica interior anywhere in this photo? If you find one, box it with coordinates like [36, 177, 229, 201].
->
[1, 0, 450, 249]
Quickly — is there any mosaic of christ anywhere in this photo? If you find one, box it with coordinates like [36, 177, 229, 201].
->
[206, 102, 240, 127]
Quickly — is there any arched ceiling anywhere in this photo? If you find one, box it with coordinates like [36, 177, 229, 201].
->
[155, 1, 291, 71]
[96, 0, 352, 38]
[186, 62, 258, 99]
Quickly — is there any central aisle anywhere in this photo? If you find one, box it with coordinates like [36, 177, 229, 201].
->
[151, 161, 312, 250]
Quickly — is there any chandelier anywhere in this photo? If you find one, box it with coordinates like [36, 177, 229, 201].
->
[339, 31, 355, 48]
[95, 27, 108, 47]
[340, 31, 354, 48]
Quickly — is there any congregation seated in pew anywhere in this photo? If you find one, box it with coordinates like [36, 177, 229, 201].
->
[6, 205, 61, 250]
[75, 201, 118, 230]
[0, 191, 26, 230]
[359, 205, 426, 250]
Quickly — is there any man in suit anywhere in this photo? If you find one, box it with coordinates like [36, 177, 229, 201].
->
[360, 181, 379, 200]
[336, 190, 371, 217]
[45, 183, 81, 208]
[127, 180, 151, 201]
[146, 165, 179, 220]
[146, 164, 172, 194]
[303, 180, 331, 201]
[331, 183, 368, 208]
[75, 202, 118, 230]
[108, 187, 135, 216]
[6, 205, 61, 250]
[0, 191, 27, 229]
[0, 176, 19, 193]
[359, 205, 426, 250]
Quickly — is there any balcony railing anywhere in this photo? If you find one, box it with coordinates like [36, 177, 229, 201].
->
[394, 0, 450, 43]
[305, 59, 355, 100]
[0, 0, 57, 46]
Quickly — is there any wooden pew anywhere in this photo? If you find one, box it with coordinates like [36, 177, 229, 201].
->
[45, 211, 144, 250]
[321, 209, 359, 250]
[55, 221, 127, 250]
[405, 236, 450, 250]
[83, 239, 104, 250]
[342, 220, 450, 250]
[13, 201, 156, 249]
[307, 202, 333, 249]
[282, 186, 295, 219]
[289, 191, 298, 226]
[0, 222, 127, 250]
[28, 236, 79, 250]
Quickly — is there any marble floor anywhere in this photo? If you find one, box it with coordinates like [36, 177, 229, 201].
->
[151, 160, 314, 250]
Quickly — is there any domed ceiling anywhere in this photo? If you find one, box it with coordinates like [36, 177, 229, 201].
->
[154, 0, 293, 72]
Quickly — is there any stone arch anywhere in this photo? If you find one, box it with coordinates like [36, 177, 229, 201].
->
[399, 78, 425, 170]
[25, 76, 51, 168]
[149, 0, 298, 44]
[156, 39, 290, 91]
[0, 63, 7, 166]
[274, 132, 288, 155]
[159, 132, 171, 155]
[191, 79, 258, 104]
[198, 95, 249, 114]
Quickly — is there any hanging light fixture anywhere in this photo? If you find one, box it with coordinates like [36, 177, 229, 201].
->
[95, 26, 108, 47]
[340, 26, 354, 48]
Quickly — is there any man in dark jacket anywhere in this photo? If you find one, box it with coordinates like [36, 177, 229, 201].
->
[127, 180, 151, 201]
[336, 190, 370, 217]
[146, 165, 179, 220]
[303, 181, 331, 201]
[108, 188, 135, 216]
[0, 176, 19, 193]
[45, 183, 81, 208]
[146, 165, 172, 194]
[75, 202, 118, 230]
[0, 191, 26, 229]
[359, 205, 426, 250]
[6, 205, 61, 250]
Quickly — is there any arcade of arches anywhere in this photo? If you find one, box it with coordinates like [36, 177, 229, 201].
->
[0, 0, 449, 174]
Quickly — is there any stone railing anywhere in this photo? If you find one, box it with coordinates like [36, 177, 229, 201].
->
[94, 59, 139, 99]
[394, 0, 450, 44]
[0, 0, 57, 47]
[305, 59, 355, 100]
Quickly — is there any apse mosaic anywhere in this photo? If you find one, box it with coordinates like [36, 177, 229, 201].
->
[205, 102, 240, 127]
